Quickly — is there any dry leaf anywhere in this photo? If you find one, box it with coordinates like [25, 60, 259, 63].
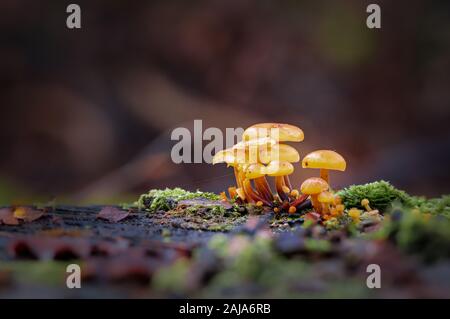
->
[97, 207, 130, 222]
[0, 208, 19, 225]
[13, 207, 44, 222]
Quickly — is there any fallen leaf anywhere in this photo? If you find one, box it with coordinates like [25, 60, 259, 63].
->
[97, 206, 130, 222]
[13, 207, 44, 222]
[0, 208, 19, 225]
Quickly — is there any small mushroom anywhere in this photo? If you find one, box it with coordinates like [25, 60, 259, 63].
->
[361, 198, 372, 212]
[348, 208, 361, 224]
[300, 177, 329, 213]
[260, 143, 299, 193]
[318, 191, 334, 214]
[212, 148, 246, 189]
[265, 160, 294, 201]
[302, 150, 346, 185]
[242, 123, 304, 142]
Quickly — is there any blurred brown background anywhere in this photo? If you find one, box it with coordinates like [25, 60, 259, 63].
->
[0, 0, 449, 203]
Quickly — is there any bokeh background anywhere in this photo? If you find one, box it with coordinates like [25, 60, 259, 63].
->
[1, 0, 449, 204]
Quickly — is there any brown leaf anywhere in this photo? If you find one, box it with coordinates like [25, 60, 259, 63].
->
[0, 208, 19, 225]
[13, 207, 44, 222]
[97, 206, 130, 223]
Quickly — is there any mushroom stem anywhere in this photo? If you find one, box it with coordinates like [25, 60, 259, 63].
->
[283, 175, 292, 191]
[320, 169, 329, 184]
[243, 179, 271, 206]
[234, 166, 243, 188]
[255, 176, 274, 201]
[310, 194, 321, 213]
[275, 176, 289, 201]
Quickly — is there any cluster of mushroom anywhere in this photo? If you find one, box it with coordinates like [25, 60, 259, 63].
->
[212, 123, 347, 215]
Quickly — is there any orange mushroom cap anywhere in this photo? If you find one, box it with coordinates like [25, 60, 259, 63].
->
[318, 191, 335, 203]
[259, 144, 300, 164]
[302, 150, 346, 171]
[242, 163, 266, 179]
[265, 161, 294, 176]
[300, 177, 329, 195]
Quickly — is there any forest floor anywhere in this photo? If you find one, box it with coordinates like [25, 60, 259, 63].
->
[0, 199, 449, 298]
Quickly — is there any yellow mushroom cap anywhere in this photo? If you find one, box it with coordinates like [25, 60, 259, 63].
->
[318, 191, 334, 203]
[265, 161, 294, 176]
[302, 150, 346, 171]
[242, 123, 304, 142]
[233, 137, 277, 150]
[243, 163, 266, 179]
[300, 177, 329, 195]
[212, 148, 255, 166]
[361, 198, 370, 206]
[259, 144, 300, 164]
[348, 208, 361, 220]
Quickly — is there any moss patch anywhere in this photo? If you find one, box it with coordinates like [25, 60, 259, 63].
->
[337, 180, 414, 211]
[136, 188, 220, 212]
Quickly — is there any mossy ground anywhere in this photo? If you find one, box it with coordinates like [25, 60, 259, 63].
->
[0, 182, 449, 298]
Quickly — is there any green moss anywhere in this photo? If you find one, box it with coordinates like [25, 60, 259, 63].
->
[135, 188, 220, 212]
[373, 207, 450, 262]
[337, 180, 450, 221]
[337, 180, 414, 212]
[412, 195, 450, 218]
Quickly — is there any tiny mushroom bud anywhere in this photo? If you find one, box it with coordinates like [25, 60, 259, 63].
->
[300, 177, 329, 213]
[302, 150, 346, 185]
[318, 191, 334, 214]
[361, 198, 372, 212]
[290, 189, 299, 198]
[348, 208, 361, 223]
